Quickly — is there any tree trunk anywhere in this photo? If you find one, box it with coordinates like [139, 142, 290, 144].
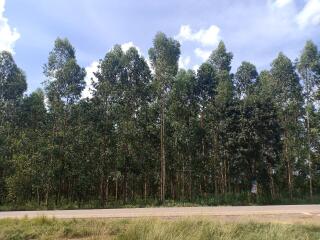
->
[189, 161, 192, 201]
[213, 132, 218, 196]
[45, 184, 49, 207]
[182, 163, 185, 200]
[284, 130, 293, 199]
[144, 175, 147, 203]
[115, 178, 118, 202]
[100, 176, 105, 206]
[124, 170, 128, 203]
[267, 162, 275, 200]
[105, 179, 109, 204]
[37, 187, 40, 206]
[160, 98, 166, 202]
[306, 110, 313, 199]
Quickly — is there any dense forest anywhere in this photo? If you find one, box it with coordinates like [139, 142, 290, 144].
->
[0, 32, 320, 208]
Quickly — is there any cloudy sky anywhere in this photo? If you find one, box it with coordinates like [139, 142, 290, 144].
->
[1, 0, 320, 94]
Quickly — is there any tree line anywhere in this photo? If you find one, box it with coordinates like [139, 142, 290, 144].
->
[0, 32, 320, 207]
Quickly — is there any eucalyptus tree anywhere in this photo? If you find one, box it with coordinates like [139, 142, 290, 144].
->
[0, 51, 27, 203]
[270, 53, 303, 198]
[248, 91, 281, 198]
[297, 40, 320, 198]
[148, 32, 180, 202]
[168, 69, 198, 200]
[43, 38, 86, 204]
[124, 48, 153, 202]
[206, 41, 238, 195]
[233, 67, 281, 197]
[66, 98, 100, 205]
[196, 64, 217, 153]
[116, 47, 151, 202]
[234, 62, 258, 191]
[213, 76, 239, 194]
[6, 89, 49, 204]
[94, 45, 125, 204]
[194, 63, 217, 197]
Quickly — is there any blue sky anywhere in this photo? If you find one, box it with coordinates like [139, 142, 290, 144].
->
[1, 0, 320, 95]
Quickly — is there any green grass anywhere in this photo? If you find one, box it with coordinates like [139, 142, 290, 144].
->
[0, 217, 319, 240]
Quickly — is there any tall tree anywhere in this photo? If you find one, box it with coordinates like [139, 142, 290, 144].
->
[168, 69, 198, 200]
[297, 41, 320, 198]
[195, 63, 217, 197]
[207, 41, 237, 195]
[43, 38, 86, 204]
[94, 45, 124, 204]
[0, 51, 27, 203]
[234, 62, 258, 193]
[6, 89, 48, 204]
[115, 47, 151, 202]
[270, 53, 303, 198]
[149, 32, 180, 202]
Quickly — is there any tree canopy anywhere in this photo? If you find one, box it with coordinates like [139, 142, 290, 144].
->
[0, 36, 319, 207]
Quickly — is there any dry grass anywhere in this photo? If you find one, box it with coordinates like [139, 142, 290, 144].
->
[0, 217, 319, 240]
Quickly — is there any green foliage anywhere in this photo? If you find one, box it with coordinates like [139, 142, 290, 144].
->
[0, 36, 320, 208]
[208, 41, 233, 74]
[235, 61, 258, 97]
[0, 51, 27, 102]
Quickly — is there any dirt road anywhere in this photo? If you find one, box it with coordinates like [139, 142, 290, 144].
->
[1, 205, 320, 221]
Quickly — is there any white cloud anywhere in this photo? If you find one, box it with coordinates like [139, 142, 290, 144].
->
[192, 64, 200, 72]
[121, 41, 141, 54]
[296, 0, 320, 28]
[176, 25, 221, 47]
[194, 48, 211, 61]
[82, 61, 99, 99]
[270, 0, 292, 8]
[179, 56, 191, 69]
[145, 58, 155, 74]
[0, 0, 20, 53]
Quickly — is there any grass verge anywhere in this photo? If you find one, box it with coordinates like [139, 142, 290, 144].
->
[0, 217, 320, 240]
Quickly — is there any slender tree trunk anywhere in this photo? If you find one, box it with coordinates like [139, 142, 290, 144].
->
[37, 187, 40, 206]
[170, 176, 174, 200]
[144, 175, 147, 203]
[45, 184, 49, 207]
[115, 178, 118, 202]
[182, 163, 185, 200]
[106, 179, 109, 204]
[306, 109, 313, 199]
[189, 167, 192, 201]
[285, 138, 293, 199]
[160, 97, 166, 202]
[200, 110, 205, 157]
[124, 164, 128, 203]
[213, 132, 218, 196]
[267, 162, 275, 199]
[100, 176, 105, 206]
[223, 154, 227, 194]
